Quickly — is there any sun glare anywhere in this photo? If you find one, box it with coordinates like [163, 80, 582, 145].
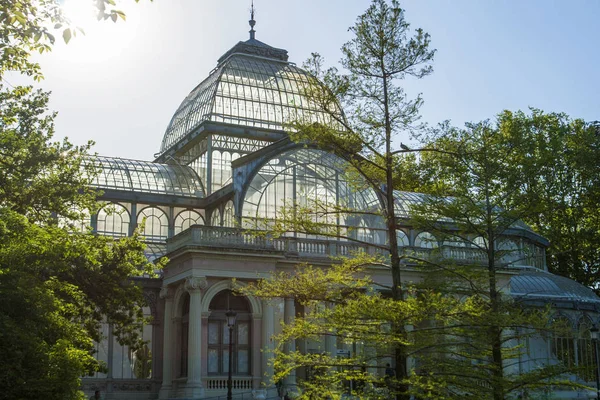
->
[61, 0, 97, 31]
[51, 0, 142, 65]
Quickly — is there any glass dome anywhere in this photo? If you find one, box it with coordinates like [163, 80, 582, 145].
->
[159, 39, 344, 154]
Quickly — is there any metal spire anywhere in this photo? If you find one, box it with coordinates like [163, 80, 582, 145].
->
[249, 0, 256, 40]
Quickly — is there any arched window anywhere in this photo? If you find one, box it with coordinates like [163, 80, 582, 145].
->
[207, 290, 251, 376]
[137, 207, 169, 241]
[414, 232, 438, 249]
[180, 293, 190, 377]
[97, 203, 130, 237]
[174, 210, 204, 234]
[223, 201, 235, 228]
[577, 319, 595, 382]
[396, 230, 409, 247]
[241, 148, 384, 241]
[550, 316, 575, 369]
[211, 209, 222, 227]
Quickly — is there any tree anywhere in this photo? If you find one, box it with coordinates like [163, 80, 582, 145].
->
[242, 0, 436, 398]
[0, 61, 161, 400]
[492, 112, 600, 292]
[241, 254, 475, 400]
[403, 114, 591, 399]
[0, 2, 159, 398]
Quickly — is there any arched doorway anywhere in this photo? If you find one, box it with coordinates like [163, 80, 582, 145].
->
[207, 290, 252, 376]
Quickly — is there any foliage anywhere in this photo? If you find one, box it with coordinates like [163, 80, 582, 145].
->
[493, 112, 600, 292]
[240, 254, 477, 400]
[0, 0, 141, 80]
[244, 0, 437, 398]
[0, 85, 163, 400]
[405, 115, 592, 399]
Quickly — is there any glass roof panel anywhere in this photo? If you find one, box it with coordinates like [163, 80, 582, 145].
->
[159, 54, 344, 154]
[511, 271, 600, 302]
[84, 156, 205, 198]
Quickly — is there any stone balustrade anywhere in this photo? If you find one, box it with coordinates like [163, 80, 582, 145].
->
[167, 226, 544, 269]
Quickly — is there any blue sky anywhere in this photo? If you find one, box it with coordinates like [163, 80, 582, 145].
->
[10, 0, 600, 160]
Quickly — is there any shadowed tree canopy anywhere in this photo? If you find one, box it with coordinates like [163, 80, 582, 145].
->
[0, 1, 160, 399]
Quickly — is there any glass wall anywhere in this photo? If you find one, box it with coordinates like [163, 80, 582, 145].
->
[242, 148, 384, 243]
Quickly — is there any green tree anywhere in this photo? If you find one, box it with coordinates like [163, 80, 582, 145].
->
[0, 2, 159, 398]
[243, 0, 436, 398]
[241, 254, 476, 400]
[405, 114, 590, 399]
[494, 112, 600, 292]
[0, 77, 161, 400]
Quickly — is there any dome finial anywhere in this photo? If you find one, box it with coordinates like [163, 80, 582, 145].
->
[249, 0, 256, 40]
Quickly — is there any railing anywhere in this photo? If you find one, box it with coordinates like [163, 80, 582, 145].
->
[167, 226, 275, 252]
[204, 377, 254, 390]
[167, 226, 544, 269]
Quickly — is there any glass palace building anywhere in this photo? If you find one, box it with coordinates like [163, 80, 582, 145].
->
[80, 26, 600, 400]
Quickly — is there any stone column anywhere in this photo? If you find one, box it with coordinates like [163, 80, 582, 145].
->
[283, 297, 297, 389]
[262, 300, 275, 385]
[158, 287, 174, 400]
[185, 276, 207, 399]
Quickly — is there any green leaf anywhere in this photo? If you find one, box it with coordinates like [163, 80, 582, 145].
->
[62, 28, 71, 44]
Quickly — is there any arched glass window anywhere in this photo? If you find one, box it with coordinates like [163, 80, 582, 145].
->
[577, 319, 594, 382]
[97, 203, 130, 237]
[415, 232, 438, 249]
[174, 210, 204, 235]
[357, 220, 375, 244]
[396, 230, 409, 247]
[550, 316, 575, 369]
[207, 290, 251, 376]
[241, 148, 384, 242]
[223, 201, 235, 228]
[137, 207, 169, 241]
[211, 209, 222, 227]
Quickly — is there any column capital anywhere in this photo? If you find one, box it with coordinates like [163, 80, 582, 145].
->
[185, 276, 208, 293]
[160, 287, 174, 300]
